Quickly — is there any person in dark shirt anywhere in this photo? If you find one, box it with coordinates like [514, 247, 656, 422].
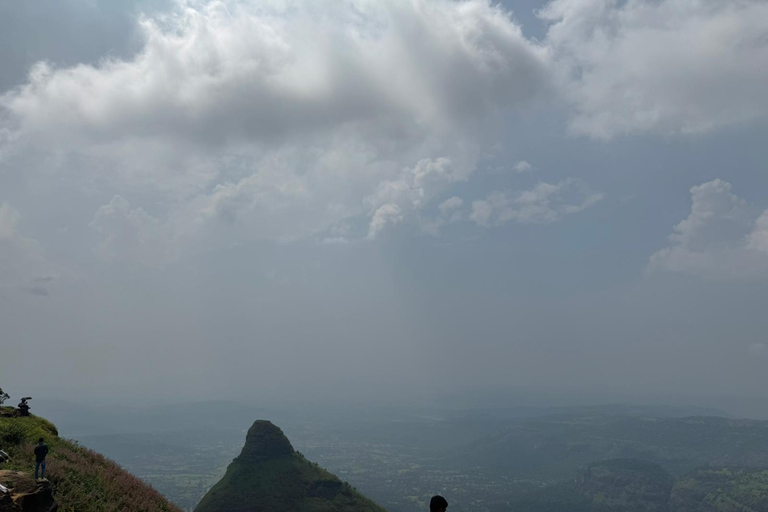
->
[17, 398, 30, 417]
[34, 438, 48, 480]
[430, 495, 448, 512]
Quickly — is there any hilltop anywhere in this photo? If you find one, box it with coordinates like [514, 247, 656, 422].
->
[0, 407, 181, 512]
[194, 420, 388, 512]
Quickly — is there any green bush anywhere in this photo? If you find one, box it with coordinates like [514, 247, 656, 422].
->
[0, 423, 27, 446]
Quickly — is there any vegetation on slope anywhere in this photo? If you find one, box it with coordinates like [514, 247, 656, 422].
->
[0, 407, 181, 512]
[670, 466, 768, 512]
[194, 420, 388, 512]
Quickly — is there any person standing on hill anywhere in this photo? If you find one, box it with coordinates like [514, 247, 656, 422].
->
[430, 495, 448, 512]
[34, 437, 48, 480]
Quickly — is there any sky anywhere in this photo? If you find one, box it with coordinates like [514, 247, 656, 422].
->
[2, 0, 768, 414]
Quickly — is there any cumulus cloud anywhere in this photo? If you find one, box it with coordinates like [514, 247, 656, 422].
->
[470, 179, 602, 227]
[649, 179, 768, 279]
[5, 0, 760, 263]
[747, 211, 768, 254]
[513, 160, 533, 172]
[367, 203, 403, 240]
[439, 196, 464, 216]
[542, 0, 768, 138]
[362, 157, 470, 235]
[0, 0, 551, 252]
[470, 200, 494, 226]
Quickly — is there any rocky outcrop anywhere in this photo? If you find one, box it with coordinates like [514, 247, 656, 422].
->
[0, 471, 57, 512]
[238, 420, 295, 461]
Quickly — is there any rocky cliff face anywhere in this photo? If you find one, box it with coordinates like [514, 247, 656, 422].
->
[238, 420, 295, 461]
[0, 471, 57, 512]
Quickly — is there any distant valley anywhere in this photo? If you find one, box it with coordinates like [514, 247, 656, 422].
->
[36, 402, 768, 512]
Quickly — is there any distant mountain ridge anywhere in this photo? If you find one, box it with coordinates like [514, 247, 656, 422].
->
[194, 420, 387, 512]
[452, 414, 768, 478]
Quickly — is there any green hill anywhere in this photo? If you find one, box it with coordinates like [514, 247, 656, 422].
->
[194, 420, 388, 512]
[670, 466, 768, 511]
[0, 407, 181, 512]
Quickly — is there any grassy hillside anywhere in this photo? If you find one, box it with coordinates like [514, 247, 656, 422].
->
[0, 407, 181, 512]
[194, 420, 388, 512]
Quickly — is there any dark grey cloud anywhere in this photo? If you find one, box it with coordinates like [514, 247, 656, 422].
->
[23, 285, 49, 297]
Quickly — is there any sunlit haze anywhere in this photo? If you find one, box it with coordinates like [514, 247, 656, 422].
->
[2, 0, 768, 416]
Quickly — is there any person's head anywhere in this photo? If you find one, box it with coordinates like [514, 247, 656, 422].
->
[430, 495, 448, 512]
[38, 438, 44, 444]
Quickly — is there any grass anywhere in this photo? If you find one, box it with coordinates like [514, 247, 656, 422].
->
[0, 407, 182, 512]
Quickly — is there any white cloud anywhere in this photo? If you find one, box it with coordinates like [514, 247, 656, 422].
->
[470, 179, 602, 227]
[5, 0, 762, 265]
[439, 196, 464, 215]
[363, 157, 467, 220]
[470, 200, 493, 227]
[542, 0, 768, 138]
[649, 179, 768, 279]
[747, 211, 768, 254]
[513, 160, 533, 172]
[0, 0, 550, 252]
[367, 203, 403, 240]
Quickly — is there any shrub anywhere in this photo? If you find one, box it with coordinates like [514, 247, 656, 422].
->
[0, 423, 27, 446]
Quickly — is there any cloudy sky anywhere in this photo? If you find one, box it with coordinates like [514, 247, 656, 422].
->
[2, 0, 768, 413]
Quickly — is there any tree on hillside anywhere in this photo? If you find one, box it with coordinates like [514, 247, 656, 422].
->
[0, 388, 9, 405]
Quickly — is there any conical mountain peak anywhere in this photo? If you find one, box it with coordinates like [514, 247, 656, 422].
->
[194, 420, 387, 512]
[238, 420, 294, 461]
